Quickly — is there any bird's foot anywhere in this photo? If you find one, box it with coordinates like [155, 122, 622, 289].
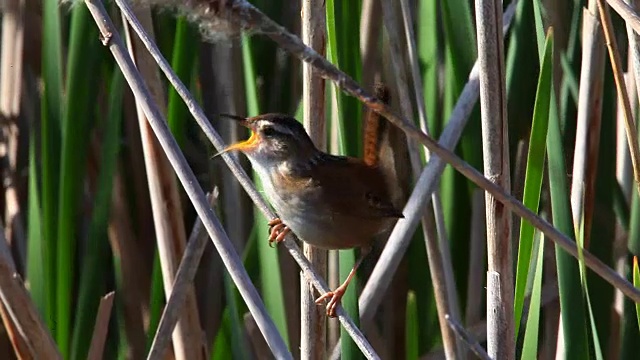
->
[268, 218, 290, 247]
[315, 286, 347, 318]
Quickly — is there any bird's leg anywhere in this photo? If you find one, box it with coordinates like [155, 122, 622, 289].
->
[268, 218, 290, 247]
[315, 246, 372, 317]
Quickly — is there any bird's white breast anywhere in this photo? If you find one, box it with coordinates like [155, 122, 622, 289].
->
[249, 158, 331, 245]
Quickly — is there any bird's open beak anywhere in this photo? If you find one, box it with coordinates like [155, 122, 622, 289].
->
[224, 131, 259, 152]
[219, 114, 259, 153]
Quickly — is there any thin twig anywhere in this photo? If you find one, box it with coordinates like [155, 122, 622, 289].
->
[87, 292, 115, 360]
[445, 315, 491, 360]
[609, 0, 640, 38]
[600, 0, 640, 197]
[83, 1, 294, 358]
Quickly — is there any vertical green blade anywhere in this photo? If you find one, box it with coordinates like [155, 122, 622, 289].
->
[514, 29, 553, 338]
[56, 5, 101, 355]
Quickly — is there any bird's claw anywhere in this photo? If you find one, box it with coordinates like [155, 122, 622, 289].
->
[268, 218, 290, 247]
[315, 288, 346, 318]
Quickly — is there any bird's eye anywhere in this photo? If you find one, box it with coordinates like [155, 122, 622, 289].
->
[262, 127, 277, 137]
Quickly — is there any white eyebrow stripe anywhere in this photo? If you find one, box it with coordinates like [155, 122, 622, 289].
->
[259, 120, 294, 136]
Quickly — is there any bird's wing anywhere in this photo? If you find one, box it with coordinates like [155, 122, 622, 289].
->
[307, 155, 404, 219]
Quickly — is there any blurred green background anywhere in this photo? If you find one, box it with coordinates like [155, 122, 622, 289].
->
[0, 0, 639, 359]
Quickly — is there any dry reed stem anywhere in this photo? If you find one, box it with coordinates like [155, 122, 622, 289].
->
[148, 194, 213, 359]
[445, 315, 491, 360]
[0, 228, 60, 358]
[599, 0, 640, 199]
[1, 0, 26, 272]
[0, 230, 29, 359]
[617, 71, 636, 200]
[426, 278, 559, 360]
[121, 7, 204, 359]
[360, 0, 382, 93]
[571, 5, 605, 239]
[616, 0, 640, 201]
[481, 0, 515, 357]
[474, 0, 514, 355]
[87, 292, 115, 360]
[300, 0, 327, 359]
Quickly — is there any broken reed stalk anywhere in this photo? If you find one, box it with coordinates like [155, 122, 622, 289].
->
[147, 194, 213, 359]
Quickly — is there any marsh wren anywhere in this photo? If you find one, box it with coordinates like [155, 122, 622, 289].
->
[222, 113, 403, 317]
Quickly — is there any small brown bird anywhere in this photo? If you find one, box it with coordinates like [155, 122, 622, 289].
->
[222, 113, 403, 317]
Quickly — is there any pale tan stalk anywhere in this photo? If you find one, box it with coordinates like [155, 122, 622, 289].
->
[619, 0, 640, 200]
[121, 7, 203, 359]
[571, 2, 605, 261]
[87, 292, 115, 360]
[301, 0, 327, 359]
[474, 0, 513, 357]
[0, 0, 26, 270]
[600, 0, 640, 198]
[0, 228, 60, 358]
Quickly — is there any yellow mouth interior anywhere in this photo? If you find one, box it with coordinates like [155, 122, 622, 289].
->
[223, 131, 259, 152]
